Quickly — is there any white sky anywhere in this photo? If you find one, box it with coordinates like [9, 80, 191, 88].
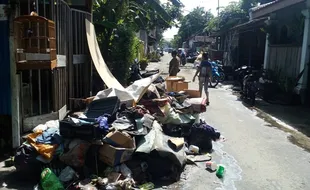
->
[162, 0, 238, 40]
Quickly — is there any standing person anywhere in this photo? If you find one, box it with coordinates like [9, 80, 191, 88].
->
[192, 52, 212, 105]
[169, 50, 180, 76]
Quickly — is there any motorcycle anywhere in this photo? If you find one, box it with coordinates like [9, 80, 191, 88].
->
[209, 64, 220, 88]
[242, 69, 274, 106]
[186, 52, 199, 63]
[128, 59, 159, 85]
[235, 65, 254, 91]
[211, 61, 225, 82]
[242, 72, 260, 106]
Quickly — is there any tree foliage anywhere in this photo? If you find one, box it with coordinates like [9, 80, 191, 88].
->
[93, 0, 177, 84]
[173, 7, 214, 47]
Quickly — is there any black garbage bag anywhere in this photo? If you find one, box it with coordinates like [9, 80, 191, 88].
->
[162, 123, 192, 137]
[14, 143, 42, 176]
[188, 120, 221, 152]
[145, 151, 182, 181]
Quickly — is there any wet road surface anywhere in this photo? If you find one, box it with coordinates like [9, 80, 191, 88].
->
[153, 53, 310, 190]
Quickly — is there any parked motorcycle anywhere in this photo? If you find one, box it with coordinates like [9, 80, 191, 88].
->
[211, 61, 225, 82]
[186, 52, 199, 63]
[242, 72, 260, 106]
[128, 60, 159, 85]
[242, 69, 274, 106]
[209, 64, 220, 88]
[235, 65, 254, 91]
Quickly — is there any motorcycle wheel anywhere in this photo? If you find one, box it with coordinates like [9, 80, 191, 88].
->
[250, 90, 256, 106]
[209, 76, 219, 88]
[219, 72, 225, 82]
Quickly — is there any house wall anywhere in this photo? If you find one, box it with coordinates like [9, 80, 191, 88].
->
[0, 0, 12, 152]
[270, 2, 306, 45]
[265, 3, 304, 78]
[267, 45, 302, 79]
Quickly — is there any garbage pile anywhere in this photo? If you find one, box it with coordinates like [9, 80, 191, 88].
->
[13, 76, 221, 190]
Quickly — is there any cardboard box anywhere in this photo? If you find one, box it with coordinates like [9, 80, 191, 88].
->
[165, 76, 184, 92]
[173, 81, 189, 92]
[83, 96, 95, 104]
[184, 89, 201, 98]
[103, 131, 133, 148]
[99, 131, 136, 166]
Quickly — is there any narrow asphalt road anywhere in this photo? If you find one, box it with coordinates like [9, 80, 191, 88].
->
[151, 53, 310, 190]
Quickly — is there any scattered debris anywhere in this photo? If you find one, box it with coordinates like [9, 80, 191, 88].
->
[12, 73, 223, 189]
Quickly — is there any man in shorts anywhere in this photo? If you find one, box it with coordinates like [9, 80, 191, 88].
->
[192, 52, 212, 105]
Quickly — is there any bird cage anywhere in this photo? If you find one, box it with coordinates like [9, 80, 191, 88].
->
[14, 15, 57, 70]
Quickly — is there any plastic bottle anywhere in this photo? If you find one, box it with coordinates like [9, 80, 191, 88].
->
[40, 168, 64, 190]
[216, 164, 225, 178]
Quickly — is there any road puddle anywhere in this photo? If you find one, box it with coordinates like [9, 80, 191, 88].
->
[213, 142, 242, 190]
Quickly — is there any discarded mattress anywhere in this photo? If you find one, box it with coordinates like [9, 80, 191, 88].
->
[86, 19, 161, 103]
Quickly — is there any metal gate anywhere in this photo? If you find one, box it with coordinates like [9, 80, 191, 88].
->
[19, 0, 92, 132]
[68, 8, 92, 109]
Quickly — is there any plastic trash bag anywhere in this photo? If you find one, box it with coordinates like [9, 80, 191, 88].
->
[59, 166, 76, 182]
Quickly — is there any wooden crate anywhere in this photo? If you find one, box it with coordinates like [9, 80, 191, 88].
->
[14, 15, 57, 70]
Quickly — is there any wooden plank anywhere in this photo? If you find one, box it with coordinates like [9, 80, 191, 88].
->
[25, 53, 51, 60]
[17, 60, 57, 70]
[23, 112, 58, 132]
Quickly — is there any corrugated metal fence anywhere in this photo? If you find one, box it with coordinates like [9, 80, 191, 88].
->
[267, 45, 302, 79]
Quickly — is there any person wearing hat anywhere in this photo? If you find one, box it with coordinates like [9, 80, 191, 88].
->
[192, 52, 212, 105]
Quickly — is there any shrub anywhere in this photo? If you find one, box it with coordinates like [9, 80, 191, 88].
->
[139, 58, 149, 70]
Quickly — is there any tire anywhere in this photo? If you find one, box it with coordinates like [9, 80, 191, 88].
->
[219, 72, 225, 82]
[250, 91, 256, 106]
[209, 76, 219, 88]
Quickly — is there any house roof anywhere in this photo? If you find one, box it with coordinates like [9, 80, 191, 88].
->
[250, 1, 278, 12]
[232, 17, 268, 30]
[250, 0, 305, 19]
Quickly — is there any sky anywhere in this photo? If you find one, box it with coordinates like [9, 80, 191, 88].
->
[162, 0, 238, 40]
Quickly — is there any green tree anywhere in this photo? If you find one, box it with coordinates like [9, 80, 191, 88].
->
[93, 0, 176, 84]
[174, 7, 214, 47]
[205, 0, 274, 34]
[206, 2, 247, 33]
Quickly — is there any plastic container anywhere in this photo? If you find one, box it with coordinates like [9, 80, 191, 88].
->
[189, 145, 200, 154]
[216, 164, 225, 178]
[206, 161, 217, 171]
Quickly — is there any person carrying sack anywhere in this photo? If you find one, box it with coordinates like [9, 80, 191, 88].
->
[192, 52, 212, 105]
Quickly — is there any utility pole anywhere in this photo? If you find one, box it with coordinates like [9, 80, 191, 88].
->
[218, 0, 220, 17]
